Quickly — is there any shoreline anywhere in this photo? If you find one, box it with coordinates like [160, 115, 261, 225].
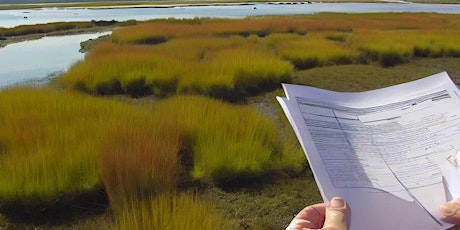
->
[1, 0, 458, 10]
[2, 2, 257, 10]
[0, 26, 113, 48]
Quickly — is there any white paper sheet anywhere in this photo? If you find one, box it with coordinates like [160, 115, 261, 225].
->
[278, 72, 460, 230]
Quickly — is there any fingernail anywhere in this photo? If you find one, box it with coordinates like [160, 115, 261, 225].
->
[440, 201, 459, 217]
[330, 197, 346, 209]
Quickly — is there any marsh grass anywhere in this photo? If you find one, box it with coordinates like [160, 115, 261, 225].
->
[186, 43, 292, 97]
[60, 38, 292, 100]
[152, 95, 298, 183]
[0, 22, 91, 36]
[0, 21, 122, 37]
[111, 193, 234, 230]
[0, 88, 165, 208]
[0, 86, 307, 229]
[0, 88, 101, 202]
[353, 29, 460, 66]
[268, 32, 355, 69]
[100, 117, 181, 212]
[60, 13, 460, 99]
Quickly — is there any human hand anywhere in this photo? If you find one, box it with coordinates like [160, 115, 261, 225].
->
[440, 197, 460, 230]
[286, 197, 350, 230]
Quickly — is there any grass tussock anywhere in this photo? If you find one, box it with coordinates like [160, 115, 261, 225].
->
[100, 117, 181, 211]
[0, 88, 138, 203]
[59, 39, 292, 100]
[111, 193, 234, 230]
[267, 32, 355, 69]
[153, 95, 301, 183]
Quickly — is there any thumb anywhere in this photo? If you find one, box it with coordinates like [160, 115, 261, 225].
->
[322, 197, 350, 230]
[440, 197, 460, 224]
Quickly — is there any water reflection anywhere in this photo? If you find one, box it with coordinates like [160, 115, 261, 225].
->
[0, 32, 110, 87]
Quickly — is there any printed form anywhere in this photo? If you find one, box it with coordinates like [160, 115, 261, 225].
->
[278, 72, 460, 230]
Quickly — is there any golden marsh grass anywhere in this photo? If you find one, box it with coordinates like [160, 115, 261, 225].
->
[60, 38, 292, 100]
[0, 88, 133, 201]
[153, 95, 291, 182]
[60, 13, 460, 99]
[0, 88, 300, 206]
[100, 117, 181, 212]
[111, 193, 234, 230]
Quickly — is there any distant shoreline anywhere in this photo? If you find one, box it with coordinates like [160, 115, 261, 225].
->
[0, 0, 458, 10]
[0, 1, 255, 10]
[0, 25, 113, 48]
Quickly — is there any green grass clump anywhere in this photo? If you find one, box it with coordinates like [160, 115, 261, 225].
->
[0, 88, 159, 205]
[60, 38, 292, 101]
[59, 42, 168, 96]
[267, 33, 355, 69]
[352, 29, 418, 66]
[412, 31, 460, 58]
[153, 95, 290, 183]
[111, 24, 168, 45]
[177, 43, 293, 98]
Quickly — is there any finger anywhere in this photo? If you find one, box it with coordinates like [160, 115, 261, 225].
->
[440, 197, 460, 224]
[322, 197, 350, 230]
[286, 203, 326, 230]
[286, 219, 317, 230]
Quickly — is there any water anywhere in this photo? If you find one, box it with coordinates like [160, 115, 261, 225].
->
[1, 3, 460, 87]
[0, 32, 109, 87]
[1, 3, 460, 28]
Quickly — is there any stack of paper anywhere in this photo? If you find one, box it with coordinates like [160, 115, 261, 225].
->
[277, 72, 460, 230]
